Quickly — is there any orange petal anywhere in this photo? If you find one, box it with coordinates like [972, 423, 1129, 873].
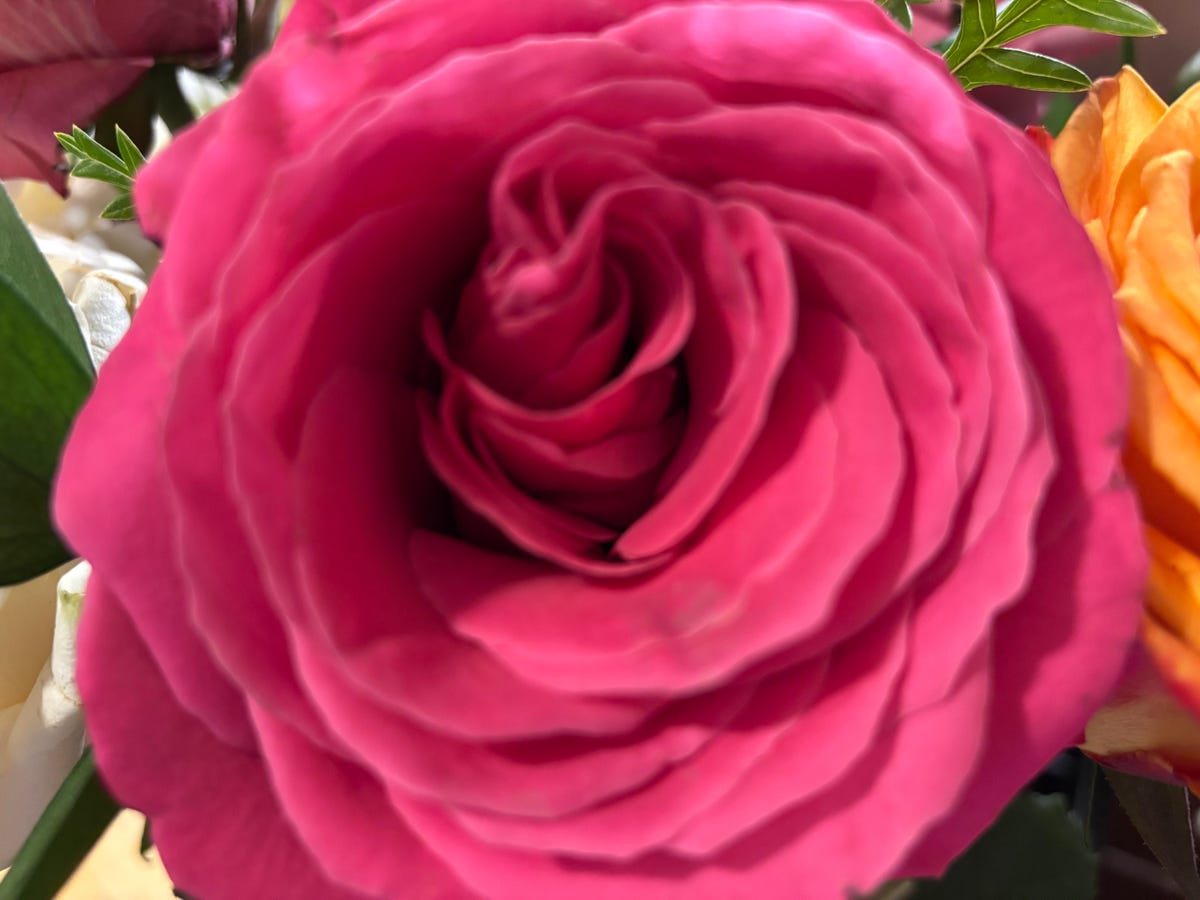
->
[1053, 67, 1166, 243]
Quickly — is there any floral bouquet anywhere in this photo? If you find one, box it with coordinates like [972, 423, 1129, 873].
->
[3, 1, 1200, 898]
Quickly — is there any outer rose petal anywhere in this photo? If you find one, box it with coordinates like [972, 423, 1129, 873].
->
[77, 580, 369, 900]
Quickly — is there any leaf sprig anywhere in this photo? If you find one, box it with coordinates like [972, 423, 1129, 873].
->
[54, 125, 146, 221]
[877, 0, 1163, 92]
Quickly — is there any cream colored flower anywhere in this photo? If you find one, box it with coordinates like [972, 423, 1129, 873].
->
[7, 178, 159, 275]
[0, 564, 88, 866]
[7, 179, 151, 370]
[32, 229, 146, 369]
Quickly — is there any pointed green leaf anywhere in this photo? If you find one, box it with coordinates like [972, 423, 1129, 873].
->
[0, 751, 121, 900]
[0, 195, 93, 579]
[69, 160, 132, 191]
[0, 189, 92, 374]
[66, 125, 128, 176]
[992, 0, 1163, 46]
[99, 194, 136, 222]
[0, 272, 93, 582]
[945, 0, 1163, 88]
[113, 125, 146, 174]
[1105, 768, 1200, 900]
[53, 132, 83, 159]
[950, 0, 998, 66]
[956, 47, 1092, 91]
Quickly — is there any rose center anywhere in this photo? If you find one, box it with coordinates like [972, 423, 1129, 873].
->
[416, 128, 792, 577]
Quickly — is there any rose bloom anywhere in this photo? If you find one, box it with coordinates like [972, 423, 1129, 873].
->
[1053, 67, 1200, 786]
[55, 1, 1146, 897]
[0, 0, 235, 188]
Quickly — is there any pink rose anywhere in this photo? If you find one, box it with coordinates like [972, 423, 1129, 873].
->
[55, 1, 1146, 897]
[0, 0, 235, 187]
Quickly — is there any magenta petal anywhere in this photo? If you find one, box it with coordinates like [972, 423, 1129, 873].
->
[414, 309, 903, 693]
[76, 582, 363, 900]
[390, 641, 990, 900]
[53, 295, 251, 746]
[443, 657, 828, 859]
[667, 603, 911, 856]
[292, 369, 663, 740]
[251, 706, 469, 898]
[899, 488, 1145, 877]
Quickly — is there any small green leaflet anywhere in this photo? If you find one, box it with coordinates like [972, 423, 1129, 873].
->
[956, 47, 1093, 91]
[945, 0, 1162, 92]
[55, 125, 145, 221]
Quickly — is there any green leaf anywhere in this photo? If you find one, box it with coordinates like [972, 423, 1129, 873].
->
[0, 190, 92, 375]
[895, 792, 1096, 900]
[55, 124, 145, 223]
[945, 0, 1163, 90]
[70, 159, 132, 191]
[100, 194, 136, 222]
[1105, 768, 1200, 900]
[63, 125, 129, 176]
[951, 0, 998, 64]
[956, 47, 1093, 92]
[991, 0, 1163, 46]
[877, 0, 914, 31]
[0, 750, 121, 900]
[0, 191, 95, 582]
[113, 124, 146, 173]
[0, 272, 93, 582]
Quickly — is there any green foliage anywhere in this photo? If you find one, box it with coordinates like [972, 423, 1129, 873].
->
[55, 124, 145, 221]
[954, 46, 1093, 91]
[0, 190, 94, 583]
[883, 792, 1097, 900]
[943, 0, 1162, 92]
[0, 751, 120, 900]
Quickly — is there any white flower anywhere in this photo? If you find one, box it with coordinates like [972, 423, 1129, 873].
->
[31, 228, 147, 368]
[0, 564, 89, 867]
[7, 179, 159, 273]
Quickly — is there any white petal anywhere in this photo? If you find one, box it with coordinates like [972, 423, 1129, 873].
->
[69, 272, 146, 368]
[0, 564, 88, 866]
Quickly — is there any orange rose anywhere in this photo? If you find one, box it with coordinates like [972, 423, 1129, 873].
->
[1053, 67, 1200, 786]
